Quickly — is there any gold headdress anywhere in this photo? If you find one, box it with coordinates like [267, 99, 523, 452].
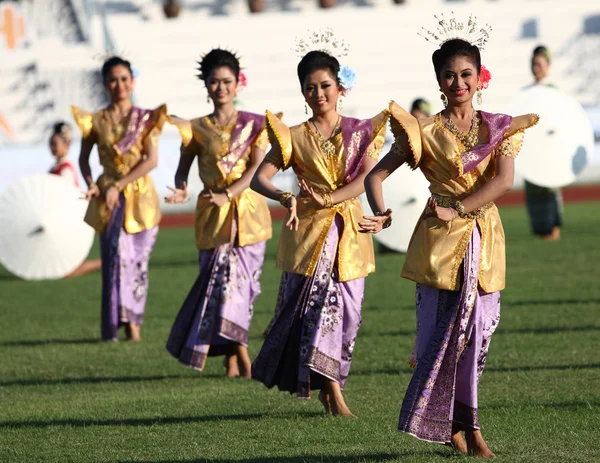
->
[418, 12, 492, 50]
[294, 28, 350, 60]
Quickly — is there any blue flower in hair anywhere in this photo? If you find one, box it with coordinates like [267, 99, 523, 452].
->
[338, 65, 356, 93]
[132, 67, 141, 78]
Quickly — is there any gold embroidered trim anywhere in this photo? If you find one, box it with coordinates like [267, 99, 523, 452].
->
[476, 214, 490, 290]
[503, 113, 540, 157]
[450, 220, 475, 290]
[306, 211, 337, 278]
[434, 113, 466, 177]
[366, 147, 380, 160]
[432, 194, 494, 220]
[388, 102, 420, 169]
[496, 138, 516, 158]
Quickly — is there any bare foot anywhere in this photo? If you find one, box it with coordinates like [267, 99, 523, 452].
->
[326, 381, 355, 417]
[318, 390, 331, 415]
[225, 354, 240, 378]
[446, 431, 467, 454]
[234, 344, 252, 379]
[542, 226, 561, 241]
[126, 323, 141, 342]
[466, 430, 495, 458]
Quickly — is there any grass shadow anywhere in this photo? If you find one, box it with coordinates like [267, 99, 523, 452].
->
[0, 338, 100, 347]
[0, 373, 222, 388]
[0, 411, 324, 430]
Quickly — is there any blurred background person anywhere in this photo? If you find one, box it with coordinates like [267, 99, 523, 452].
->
[410, 98, 431, 120]
[524, 45, 563, 241]
[48, 121, 102, 278]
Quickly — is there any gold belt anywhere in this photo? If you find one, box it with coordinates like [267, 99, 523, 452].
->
[432, 194, 494, 220]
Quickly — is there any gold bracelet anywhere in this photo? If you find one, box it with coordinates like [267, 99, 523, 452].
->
[113, 181, 124, 192]
[321, 192, 333, 208]
[279, 192, 293, 207]
[224, 188, 233, 202]
[88, 183, 98, 190]
[454, 200, 466, 218]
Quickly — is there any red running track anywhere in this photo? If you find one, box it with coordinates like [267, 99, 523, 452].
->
[160, 183, 600, 229]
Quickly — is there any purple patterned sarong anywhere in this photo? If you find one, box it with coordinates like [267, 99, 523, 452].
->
[166, 218, 266, 371]
[252, 216, 364, 399]
[99, 195, 158, 341]
[398, 225, 500, 443]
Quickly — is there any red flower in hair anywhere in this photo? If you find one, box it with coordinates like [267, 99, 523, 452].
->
[479, 65, 492, 90]
[238, 71, 248, 89]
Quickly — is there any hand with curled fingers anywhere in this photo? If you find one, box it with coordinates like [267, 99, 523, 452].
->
[298, 178, 327, 208]
[81, 183, 100, 201]
[202, 189, 229, 208]
[105, 185, 121, 212]
[428, 197, 457, 222]
[281, 194, 299, 231]
[165, 181, 190, 204]
[358, 208, 393, 234]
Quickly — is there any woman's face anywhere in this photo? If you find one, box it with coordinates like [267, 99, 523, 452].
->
[532, 55, 550, 82]
[104, 65, 134, 103]
[206, 66, 238, 107]
[49, 134, 69, 159]
[439, 56, 480, 107]
[302, 68, 341, 116]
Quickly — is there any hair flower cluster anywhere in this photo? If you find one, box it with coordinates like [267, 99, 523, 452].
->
[238, 70, 248, 89]
[338, 65, 356, 94]
[480, 65, 491, 89]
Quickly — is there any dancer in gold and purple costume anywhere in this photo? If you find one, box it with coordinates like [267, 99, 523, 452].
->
[251, 42, 388, 416]
[362, 24, 538, 456]
[165, 49, 271, 378]
[73, 56, 166, 342]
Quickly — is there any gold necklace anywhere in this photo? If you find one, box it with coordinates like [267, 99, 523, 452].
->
[444, 110, 480, 151]
[107, 106, 132, 136]
[311, 116, 341, 157]
[210, 110, 237, 143]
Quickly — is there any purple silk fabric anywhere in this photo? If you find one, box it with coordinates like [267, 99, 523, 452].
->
[99, 195, 158, 341]
[166, 217, 266, 370]
[459, 112, 513, 175]
[341, 117, 373, 183]
[218, 111, 265, 176]
[114, 107, 154, 155]
[252, 216, 364, 398]
[398, 225, 501, 443]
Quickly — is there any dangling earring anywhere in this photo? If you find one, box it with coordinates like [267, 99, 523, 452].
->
[477, 88, 483, 106]
[304, 102, 308, 115]
[440, 88, 447, 108]
[336, 96, 344, 113]
[206, 95, 211, 104]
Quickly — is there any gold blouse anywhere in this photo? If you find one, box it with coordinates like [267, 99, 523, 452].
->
[265, 110, 389, 282]
[388, 101, 539, 292]
[71, 104, 167, 234]
[169, 113, 272, 250]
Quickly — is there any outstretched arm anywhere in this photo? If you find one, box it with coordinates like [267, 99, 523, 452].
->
[251, 145, 298, 231]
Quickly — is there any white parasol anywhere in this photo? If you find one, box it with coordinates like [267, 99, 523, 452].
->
[507, 85, 594, 188]
[0, 174, 95, 280]
[361, 164, 430, 253]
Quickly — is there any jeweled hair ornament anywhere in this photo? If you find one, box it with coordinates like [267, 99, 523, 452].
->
[294, 28, 350, 60]
[294, 28, 356, 93]
[418, 12, 492, 50]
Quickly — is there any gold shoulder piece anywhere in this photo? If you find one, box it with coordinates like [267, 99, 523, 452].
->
[388, 101, 422, 169]
[367, 109, 390, 159]
[151, 104, 168, 133]
[505, 113, 540, 138]
[167, 114, 194, 147]
[266, 110, 292, 169]
[71, 105, 93, 139]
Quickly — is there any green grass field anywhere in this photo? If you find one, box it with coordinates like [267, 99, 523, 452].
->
[1, 203, 599, 463]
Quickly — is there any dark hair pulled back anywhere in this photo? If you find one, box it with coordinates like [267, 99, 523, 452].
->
[197, 49, 240, 82]
[432, 39, 481, 83]
[297, 51, 340, 89]
[49, 121, 72, 144]
[532, 45, 552, 63]
[101, 56, 133, 82]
